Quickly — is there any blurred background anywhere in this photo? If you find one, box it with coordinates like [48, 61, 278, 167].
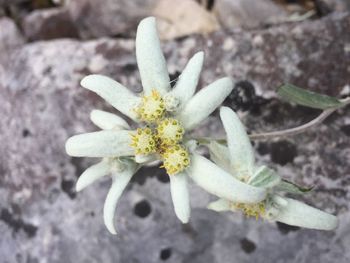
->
[1, 0, 350, 262]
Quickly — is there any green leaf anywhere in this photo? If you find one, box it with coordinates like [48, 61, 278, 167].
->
[276, 179, 313, 195]
[277, 84, 343, 110]
[248, 166, 281, 188]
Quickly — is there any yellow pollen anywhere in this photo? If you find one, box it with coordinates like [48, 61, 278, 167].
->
[129, 127, 157, 155]
[135, 89, 165, 123]
[156, 118, 184, 146]
[231, 202, 266, 220]
[161, 144, 190, 175]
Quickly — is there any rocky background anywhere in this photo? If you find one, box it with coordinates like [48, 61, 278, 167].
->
[1, 0, 350, 262]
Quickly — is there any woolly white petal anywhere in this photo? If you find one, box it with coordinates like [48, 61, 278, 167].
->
[135, 153, 157, 164]
[207, 199, 231, 212]
[136, 17, 170, 95]
[168, 52, 204, 107]
[220, 107, 255, 175]
[76, 161, 110, 192]
[208, 141, 234, 175]
[90, 110, 130, 130]
[65, 130, 133, 157]
[103, 165, 136, 234]
[178, 77, 233, 130]
[273, 197, 338, 230]
[81, 75, 140, 121]
[187, 154, 266, 203]
[169, 172, 190, 223]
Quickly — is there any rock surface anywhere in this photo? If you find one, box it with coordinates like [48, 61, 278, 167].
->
[0, 17, 24, 56]
[0, 10, 350, 263]
[315, 0, 350, 14]
[22, 7, 79, 41]
[214, 0, 288, 29]
[66, 0, 157, 39]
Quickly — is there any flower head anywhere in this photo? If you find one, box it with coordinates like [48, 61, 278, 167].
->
[135, 89, 166, 122]
[65, 17, 266, 233]
[161, 144, 190, 175]
[208, 107, 338, 230]
[130, 127, 157, 155]
[156, 118, 184, 146]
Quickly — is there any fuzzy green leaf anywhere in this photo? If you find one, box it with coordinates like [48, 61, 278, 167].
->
[277, 84, 343, 110]
[248, 166, 281, 188]
[276, 179, 313, 194]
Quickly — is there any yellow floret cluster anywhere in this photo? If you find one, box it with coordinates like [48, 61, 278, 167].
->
[156, 118, 184, 146]
[130, 127, 157, 155]
[161, 145, 190, 175]
[130, 90, 190, 175]
[135, 90, 165, 123]
[231, 201, 266, 220]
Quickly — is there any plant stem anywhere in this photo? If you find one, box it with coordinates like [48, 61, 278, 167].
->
[193, 97, 350, 143]
[249, 97, 350, 140]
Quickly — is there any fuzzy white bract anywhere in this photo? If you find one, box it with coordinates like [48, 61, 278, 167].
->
[65, 17, 266, 234]
[207, 107, 338, 230]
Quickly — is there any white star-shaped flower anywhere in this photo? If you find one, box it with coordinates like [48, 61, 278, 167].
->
[208, 107, 338, 230]
[65, 17, 266, 234]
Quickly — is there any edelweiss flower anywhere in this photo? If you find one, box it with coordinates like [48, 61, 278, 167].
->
[208, 107, 338, 230]
[65, 17, 266, 234]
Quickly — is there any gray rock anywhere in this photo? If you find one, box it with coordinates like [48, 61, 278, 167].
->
[65, 0, 157, 39]
[315, 0, 350, 15]
[0, 4, 5, 17]
[0, 0, 58, 23]
[0, 17, 24, 56]
[0, 12, 349, 263]
[214, 0, 288, 29]
[22, 7, 79, 41]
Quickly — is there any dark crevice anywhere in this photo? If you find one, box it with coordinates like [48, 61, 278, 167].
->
[224, 80, 270, 115]
[111, 32, 134, 39]
[181, 222, 197, 238]
[276, 222, 300, 234]
[70, 157, 86, 179]
[22, 128, 31, 137]
[270, 140, 297, 165]
[1, 0, 58, 33]
[131, 166, 169, 185]
[2, 0, 57, 13]
[206, 0, 215, 11]
[133, 199, 151, 218]
[169, 71, 181, 88]
[121, 63, 137, 73]
[61, 179, 76, 199]
[340, 124, 350, 136]
[313, 0, 333, 16]
[240, 238, 256, 254]
[159, 247, 172, 261]
[261, 100, 319, 126]
[224, 80, 257, 112]
[0, 208, 38, 238]
[257, 142, 270, 155]
[196, 0, 215, 11]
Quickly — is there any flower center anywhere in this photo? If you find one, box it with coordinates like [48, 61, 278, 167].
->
[136, 90, 165, 123]
[163, 94, 180, 112]
[161, 144, 190, 175]
[156, 118, 184, 146]
[231, 202, 266, 220]
[130, 127, 157, 155]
